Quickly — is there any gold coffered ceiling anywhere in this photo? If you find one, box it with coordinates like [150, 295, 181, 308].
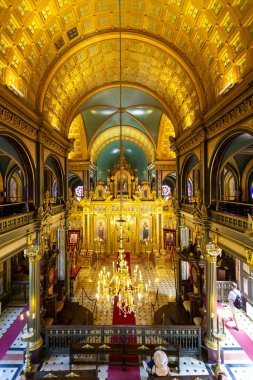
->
[0, 0, 253, 141]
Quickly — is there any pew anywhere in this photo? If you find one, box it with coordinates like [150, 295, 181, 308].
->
[32, 369, 97, 379]
[124, 343, 180, 372]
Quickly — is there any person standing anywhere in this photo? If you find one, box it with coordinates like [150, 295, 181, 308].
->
[228, 282, 240, 331]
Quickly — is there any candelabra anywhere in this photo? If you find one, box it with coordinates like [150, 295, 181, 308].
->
[94, 238, 102, 269]
[144, 239, 152, 270]
[211, 314, 226, 375]
[96, 245, 151, 317]
[20, 311, 35, 373]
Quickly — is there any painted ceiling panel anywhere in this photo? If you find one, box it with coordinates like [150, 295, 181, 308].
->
[97, 141, 148, 182]
[93, 113, 147, 139]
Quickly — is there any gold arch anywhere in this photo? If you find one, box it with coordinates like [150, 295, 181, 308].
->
[89, 126, 155, 164]
[38, 32, 205, 113]
[67, 83, 179, 137]
[37, 33, 205, 134]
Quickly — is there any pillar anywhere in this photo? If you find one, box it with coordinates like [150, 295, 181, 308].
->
[57, 224, 66, 281]
[24, 244, 43, 354]
[204, 242, 222, 357]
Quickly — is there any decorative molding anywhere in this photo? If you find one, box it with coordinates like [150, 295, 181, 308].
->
[177, 130, 205, 155]
[38, 130, 66, 155]
[206, 95, 253, 138]
[155, 164, 177, 170]
[0, 103, 68, 156]
[175, 93, 253, 156]
[0, 104, 37, 139]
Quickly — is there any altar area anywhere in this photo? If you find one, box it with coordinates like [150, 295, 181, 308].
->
[67, 153, 177, 261]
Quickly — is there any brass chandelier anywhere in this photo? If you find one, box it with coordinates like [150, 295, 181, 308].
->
[95, 0, 151, 317]
[96, 220, 151, 317]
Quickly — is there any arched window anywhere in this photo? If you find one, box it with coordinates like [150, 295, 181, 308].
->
[8, 171, 22, 203]
[250, 180, 253, 200]
[9, 177, 17, 202]
[52, 179, 58, 197]
[187, 178, 193, 197]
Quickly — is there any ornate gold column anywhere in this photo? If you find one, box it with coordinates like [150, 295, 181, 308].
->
[24, 244, 43, 351]
[204, 242, 222, 350]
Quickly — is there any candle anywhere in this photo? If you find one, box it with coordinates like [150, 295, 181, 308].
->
[211, 313, 214, 333]
[222, 317, 225, 334]
[217, 313, 220, 333]
[26, 311, 30, 332]
[20, 314, 24, 333]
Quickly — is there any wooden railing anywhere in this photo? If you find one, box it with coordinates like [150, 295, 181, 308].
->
[46, 324, 201, 358]
[9, 281, 29, 303]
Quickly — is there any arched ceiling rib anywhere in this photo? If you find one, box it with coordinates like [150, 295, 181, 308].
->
[89, 126, 155, 164]
[0, 0, 252, 136]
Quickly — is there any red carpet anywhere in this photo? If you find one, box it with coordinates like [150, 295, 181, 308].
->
[108, 252, 140, 380]
[218, 302, 253, 361]
[0, 305, 28, 360]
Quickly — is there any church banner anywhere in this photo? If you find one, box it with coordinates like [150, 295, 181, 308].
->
[67, 229, 80, 249]
[163, 228, 176, 249]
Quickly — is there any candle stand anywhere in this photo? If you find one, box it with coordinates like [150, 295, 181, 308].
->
[21, 329, 35, 373]
[20, 312, 35, 373]
[144, 240, 152, 270]
[212, 330, 226, 375]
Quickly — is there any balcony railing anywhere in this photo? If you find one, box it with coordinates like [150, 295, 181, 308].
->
[0, 212, 34, 233]
[0, 200, 65, 233]
[209, 210, 248, 231]
[46, 324, 201, 357]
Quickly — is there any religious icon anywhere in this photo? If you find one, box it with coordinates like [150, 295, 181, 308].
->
[70, 233, 78, 244]
[117, 174, 128, 192]
[163, 228, 176, 249]
[165, 232, 174, 244]
[142, 221, 149, 240]
[97, 221, 104, 240]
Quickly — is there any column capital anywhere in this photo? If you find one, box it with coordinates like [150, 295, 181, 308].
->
[205, 242, 222, 263]
[24, 244, 43, 263]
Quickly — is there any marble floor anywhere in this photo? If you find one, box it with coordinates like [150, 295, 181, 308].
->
[0, 255, 253, 379]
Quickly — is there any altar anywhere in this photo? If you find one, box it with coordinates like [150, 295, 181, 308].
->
[68, 153, 177, 257]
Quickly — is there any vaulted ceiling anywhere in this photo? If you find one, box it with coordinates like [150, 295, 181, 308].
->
[1, 0, 253, 166]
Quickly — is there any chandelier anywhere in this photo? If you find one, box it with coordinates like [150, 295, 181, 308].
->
[96, 221, 151, 317]
[95, 0, 151, 317]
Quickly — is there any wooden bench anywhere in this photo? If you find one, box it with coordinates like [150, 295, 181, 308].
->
[32, 369, 97, 379]
[124, 343, 180, 372]
[69, 341, 124, 376]
[69, 341, 180, 373]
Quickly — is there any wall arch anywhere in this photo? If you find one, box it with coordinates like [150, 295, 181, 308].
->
[44, 154, 64, 198]
[0, 133, 35, 202]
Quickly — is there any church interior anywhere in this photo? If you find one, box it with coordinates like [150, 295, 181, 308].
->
[0, 0, 253, 379]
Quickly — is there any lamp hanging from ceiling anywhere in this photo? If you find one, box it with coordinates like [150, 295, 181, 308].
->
[95, 0, 151, 317]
